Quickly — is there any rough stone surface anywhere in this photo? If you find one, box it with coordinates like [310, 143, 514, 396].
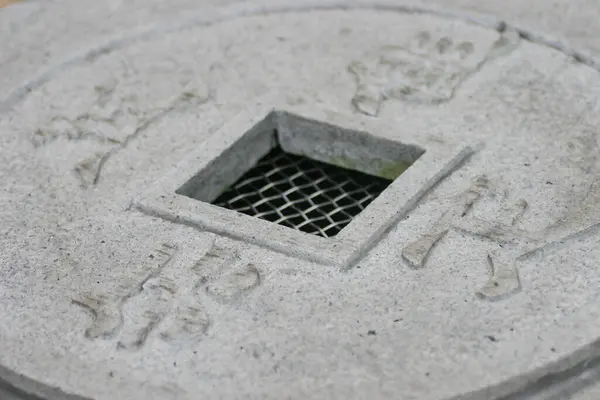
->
[2, 1, 600, 399]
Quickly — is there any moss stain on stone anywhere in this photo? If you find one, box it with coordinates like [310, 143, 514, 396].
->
[327, 156, 411, 180]
[328, 156, 358, 171]
[377, 160, 412, 180]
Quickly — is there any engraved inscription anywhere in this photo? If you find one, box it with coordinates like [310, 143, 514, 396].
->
[402, 176, 490, 268]
[74, 151, 112, 187]
[32, 116, 121, 148]
[33, 61, 210, 187]
[458, 197, 529, 300]
[348, 29, 520, 116]
[73, 243, 177, 339]
[402, 176, 529, 300]
[74, 239, 262, 349]
[402, 174, 600, 300]
[203, 264, 261, 305]
[117, 276, 176, 349]
[158, 302, 210, 343]
[479, 248, 522, 301]
[158, 241, 240, 343]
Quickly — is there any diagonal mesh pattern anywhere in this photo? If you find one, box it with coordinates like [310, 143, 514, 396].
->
[213, 147, 392, 238]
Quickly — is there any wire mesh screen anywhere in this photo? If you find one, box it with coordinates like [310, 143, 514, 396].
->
[213, 146, 392, 238]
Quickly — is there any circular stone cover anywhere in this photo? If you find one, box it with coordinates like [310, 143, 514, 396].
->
[2, 1, 600, 399]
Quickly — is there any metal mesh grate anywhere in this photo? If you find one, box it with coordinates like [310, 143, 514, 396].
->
[213, 146, 392, 238]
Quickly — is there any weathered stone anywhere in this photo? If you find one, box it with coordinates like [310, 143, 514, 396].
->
[2, 1, 600, 399]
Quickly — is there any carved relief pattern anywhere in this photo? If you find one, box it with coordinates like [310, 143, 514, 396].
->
[73, 243, 177, 340]
[348, 29, 520, 116]
[73, 239, 261, 349]
[402, 175, 600, 301]
[32, 60, 211, 187]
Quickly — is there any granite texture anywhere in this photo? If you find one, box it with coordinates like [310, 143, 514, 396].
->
[1, 1, 600, 399]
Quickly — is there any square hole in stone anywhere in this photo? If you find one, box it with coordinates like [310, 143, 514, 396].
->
[176, 111, 425, 238]
[211, 144, 392, 237]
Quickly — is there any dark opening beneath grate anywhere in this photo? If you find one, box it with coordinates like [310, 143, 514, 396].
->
[212, 146, 392, 238]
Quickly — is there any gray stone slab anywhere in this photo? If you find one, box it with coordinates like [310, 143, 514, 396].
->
[2, 1, 600, 399]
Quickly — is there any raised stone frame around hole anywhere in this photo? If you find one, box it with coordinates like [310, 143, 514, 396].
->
[175, 111, 424, 238]
[135, 105, 473, 269]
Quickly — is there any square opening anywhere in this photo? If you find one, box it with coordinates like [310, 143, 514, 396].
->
[176, 111, 425, 238]
[212, 144, 392, 237]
